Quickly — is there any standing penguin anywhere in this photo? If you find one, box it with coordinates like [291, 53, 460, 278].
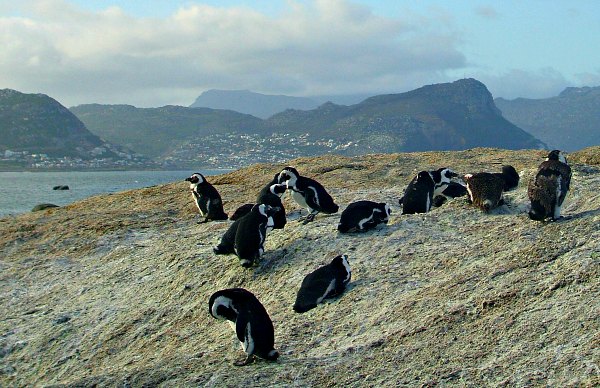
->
[185, 173, 228, 223]
[277, 166, 339, 224]
[399, 168, 457, 214]
[209, 288, 279, 366]
[337, 201, 391, 233]
[293, 254, 351, 313]
[214, 204, 277, 267]
[464, 172, 505, 212]
[256, 173, 288, 229]
[528, 150, 572, 221]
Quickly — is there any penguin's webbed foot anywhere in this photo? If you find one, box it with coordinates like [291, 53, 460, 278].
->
[302, 213, 316, 224]
[197, 217, 209, 224]
[233, 354, 255, 366]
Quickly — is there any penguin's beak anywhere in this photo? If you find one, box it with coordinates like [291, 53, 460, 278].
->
[185, 177, 192, 182]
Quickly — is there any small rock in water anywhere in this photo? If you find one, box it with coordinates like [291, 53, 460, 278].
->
[52, 185, 70, 190]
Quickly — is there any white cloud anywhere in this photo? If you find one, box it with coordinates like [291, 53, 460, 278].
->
[0, 0, 467, 107]
[475, 68, 571, 100]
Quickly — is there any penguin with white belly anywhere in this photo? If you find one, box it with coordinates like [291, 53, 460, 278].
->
[185, 173, 228, 223]
[209, 288, 279, 366]
[277, 166, 339, 224]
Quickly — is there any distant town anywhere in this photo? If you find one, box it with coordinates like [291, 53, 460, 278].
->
[1, 132, 360, 170]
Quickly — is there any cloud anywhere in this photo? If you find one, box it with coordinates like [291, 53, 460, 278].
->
[0, 0, 466, 107]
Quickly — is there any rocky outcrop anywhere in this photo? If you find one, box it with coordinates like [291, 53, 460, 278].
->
[0, 148, 598, 386]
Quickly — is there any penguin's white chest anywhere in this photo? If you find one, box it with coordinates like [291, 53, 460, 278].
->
[292, 190, 309, 209]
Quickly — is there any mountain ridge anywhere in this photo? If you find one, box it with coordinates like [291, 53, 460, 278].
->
[495, 85, 600, 151]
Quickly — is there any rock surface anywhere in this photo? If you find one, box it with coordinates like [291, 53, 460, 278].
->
[1, 148, 598, 386]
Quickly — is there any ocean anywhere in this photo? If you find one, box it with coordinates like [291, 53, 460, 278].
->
[0, 169, 229, 217]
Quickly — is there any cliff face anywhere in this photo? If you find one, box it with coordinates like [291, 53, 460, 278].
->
[1, 148, 598, 386]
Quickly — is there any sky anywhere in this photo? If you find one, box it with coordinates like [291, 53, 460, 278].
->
[1, 0, 599, 108]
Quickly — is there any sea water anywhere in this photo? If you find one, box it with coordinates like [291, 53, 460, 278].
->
[0, 170, 229, 217]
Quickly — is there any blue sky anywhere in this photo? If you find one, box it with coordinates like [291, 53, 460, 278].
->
[1, 0, 599, 107]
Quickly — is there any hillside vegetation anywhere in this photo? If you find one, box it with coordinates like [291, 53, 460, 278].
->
[1, 148, 598, 386]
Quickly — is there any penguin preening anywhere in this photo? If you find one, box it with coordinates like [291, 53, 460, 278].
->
[399, 168, 457, 214]
[338, 201, 391, 233]
[464, 165, 520, 212]
[277, 166, 339, 224]
[528, 150, 572, 221]
[293, 254, 351, 313]
[185, 173, 228, 223]
[256, 174, 287, 229]
[213, 204, 278, 267]
[209, 288, 279, 366]
[229, 174, 287, 228]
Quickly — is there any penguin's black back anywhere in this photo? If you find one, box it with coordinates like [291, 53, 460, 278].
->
[402, 171, 435, 214]
[234, 205, 270, 266]
[256, 175, 286, 229]
[195, 182, 228, 220]
[338, 201, 388, 233]
[293, 255, 351, 313]
[296, 176, 339, 214]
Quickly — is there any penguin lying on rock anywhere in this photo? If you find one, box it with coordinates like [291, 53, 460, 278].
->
[528, 150, 571, 221]
[213, 204, 278, 267]
[399, 168, 457, 214]
[338, 201, 391, 233]
[277, 166, 339, 224]
[185, 173, 228, 223]
[293, 254, 351, 313]
[209, 288, 279, 366]
[463, 164, 519, 212]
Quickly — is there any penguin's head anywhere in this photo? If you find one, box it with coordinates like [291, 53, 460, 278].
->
[256, 203, 280, 217]
[208, 291, 238, 321]
[546, 150, 567, 164]
[432, 168, 457, 185]
[270, 183, 287, 197]
[278, 166, 299, 185]
[500, 165, 520, 191]
[383, 203, 392, 219]
[185, 173, 205, 185]
[332, 254, 351, 281]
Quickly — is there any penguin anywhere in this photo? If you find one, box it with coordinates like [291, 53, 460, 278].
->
[337, 201, 391, 233]
[208, 288, 279, 366]
[256, 174, 287, 229]
[185, 173, 228, 223]
[277, 166, 339, 224]
[293, 254, 351, 313]
[399, 168, 457, 214]
[230, 203, 255, 221]
[463, 172, 505, 212]
[432, 181, 468, 207]
[493, 165, 520, 192]
[213, 204, 277, 267]
[528, 150, 572, 221]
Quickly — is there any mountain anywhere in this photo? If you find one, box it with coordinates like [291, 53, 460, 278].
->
[69, 104, 264, 159]
[265, 78, 545, 153]
[495, 86, 600, 151]
[0, 89, 126, 159]
[190, 89, 320, 119]
[72, 79, 544, 168]
[1, 148, 598, 386]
